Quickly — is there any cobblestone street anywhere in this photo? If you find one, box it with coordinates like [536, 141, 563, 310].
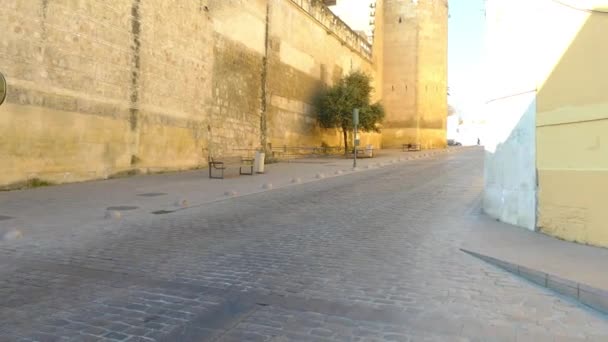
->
[1, 148, 607, 341]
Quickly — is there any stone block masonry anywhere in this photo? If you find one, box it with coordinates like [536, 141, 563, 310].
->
[380, 0, 448, 149]
[1, 0, 214, 187]
[0, 0, 448, 187]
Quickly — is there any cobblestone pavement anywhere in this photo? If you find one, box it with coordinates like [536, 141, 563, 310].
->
[1, 148, 607, 341]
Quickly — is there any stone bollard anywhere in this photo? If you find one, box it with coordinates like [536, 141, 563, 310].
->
[174, 199, 189, 208]
[1, 229, 23, 242]
[104, 210, 122, 220]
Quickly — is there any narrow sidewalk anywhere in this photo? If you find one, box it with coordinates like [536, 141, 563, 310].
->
[0, 148, 459, 245]
[463, 213, 608, 312]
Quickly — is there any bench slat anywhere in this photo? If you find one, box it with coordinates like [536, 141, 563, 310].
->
[208, 156, 254, 179]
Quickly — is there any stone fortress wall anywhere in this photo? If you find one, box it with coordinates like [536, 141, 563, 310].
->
[0, 0, 447, 187]
[380, 0, 448, 149]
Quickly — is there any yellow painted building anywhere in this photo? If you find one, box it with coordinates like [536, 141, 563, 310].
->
[536, 1, 608, 247]
[484, 0, 608, 247]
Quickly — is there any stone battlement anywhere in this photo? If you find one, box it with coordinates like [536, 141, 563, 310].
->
[287, 0, 373, 59]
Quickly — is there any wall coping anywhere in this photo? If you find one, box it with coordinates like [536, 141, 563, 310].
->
[286, 0, 373, 60]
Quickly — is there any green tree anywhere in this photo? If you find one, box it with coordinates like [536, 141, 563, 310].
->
[317, 71, 385, 154]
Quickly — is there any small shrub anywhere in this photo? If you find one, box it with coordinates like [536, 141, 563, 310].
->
[0, 178, 54, 191]
[108, 169, 141, 179]
[27, 178, 53, 188]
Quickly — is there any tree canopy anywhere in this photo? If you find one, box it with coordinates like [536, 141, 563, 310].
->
[317, 71, 385, 153]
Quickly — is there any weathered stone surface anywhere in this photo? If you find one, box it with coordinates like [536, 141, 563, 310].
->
[380, 0, 448, 149]
[0, 0, 446, 188]
[0, 0, 382, 188]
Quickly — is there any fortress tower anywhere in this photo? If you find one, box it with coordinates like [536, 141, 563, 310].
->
[378, 0, 448, 149]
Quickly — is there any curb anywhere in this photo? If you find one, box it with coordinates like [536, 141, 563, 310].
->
[461, 248, 608, 315]
[114, 148, 459, 221]
[153, 148, 458, 215]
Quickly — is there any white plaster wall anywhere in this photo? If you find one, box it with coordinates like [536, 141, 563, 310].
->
[483, 93, 537, 230]
[482, 0, 541, 230]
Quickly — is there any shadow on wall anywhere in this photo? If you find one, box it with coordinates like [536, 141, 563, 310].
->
[483, 94, 536, 231]
[484, 5, 608, 247]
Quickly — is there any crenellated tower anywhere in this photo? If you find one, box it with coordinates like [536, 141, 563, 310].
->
[378, 0, 448, 149]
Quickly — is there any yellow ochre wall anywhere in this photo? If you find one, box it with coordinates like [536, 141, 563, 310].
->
[0, 0, 447, 188]
[536, 2, 608, 247]
[0, 0, 378, 188]
[380, 0, 448, 149]
[265, 0, 380, 150]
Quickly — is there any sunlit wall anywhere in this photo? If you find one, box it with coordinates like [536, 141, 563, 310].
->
[535, 1, 608, 247]
[484, 0, 608, 245]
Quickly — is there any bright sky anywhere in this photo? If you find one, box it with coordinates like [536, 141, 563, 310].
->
[329, 0, 487, 115]
[328, 0, 375, 37]
[447, 0, 486, 115]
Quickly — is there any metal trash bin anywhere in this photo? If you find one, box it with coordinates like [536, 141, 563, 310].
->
[254, 151, 265, 174]
[365, 144, 374, 158]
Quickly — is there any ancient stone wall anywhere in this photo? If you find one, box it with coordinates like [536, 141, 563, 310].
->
[207, 0, 267, 158]
[265, 0, 379, 150]
[380, 0, 448, 149]
[0, 0, 377, 187]
[1, 0, 216, 186]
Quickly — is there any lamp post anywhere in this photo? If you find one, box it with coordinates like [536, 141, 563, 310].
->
[353, 108, 359, 169]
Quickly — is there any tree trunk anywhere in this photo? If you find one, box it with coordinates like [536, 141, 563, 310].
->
[343, 128, 348, 155]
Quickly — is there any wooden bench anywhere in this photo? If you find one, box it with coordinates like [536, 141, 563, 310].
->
[208, 156, 254, 179]
[402, 143, 421, 152]
[350, 145, 374, 158]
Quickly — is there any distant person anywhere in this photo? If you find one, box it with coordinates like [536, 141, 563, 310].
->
[477, 138, 480, 145]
